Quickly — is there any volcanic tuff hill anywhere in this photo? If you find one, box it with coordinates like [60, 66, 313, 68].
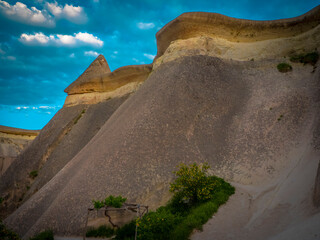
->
[1, 5, 320, 240]
[0, 126, 39, 176]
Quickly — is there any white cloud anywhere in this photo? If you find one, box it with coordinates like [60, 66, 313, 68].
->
[0, 0, 54, 27]
[20, 32, 49, 44]
[137, 22, 155, 30]
[56, 34, 76, 45]
[46, 1, 87, 24]
[75, 32, 103, 46]
[16, 106, 29, 110]
[84, 51, 99, 57]
[19, 32, 104, 47]
[143, 53, 155, 60]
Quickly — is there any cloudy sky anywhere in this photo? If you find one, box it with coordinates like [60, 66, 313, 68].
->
[0, 0, 319, 130]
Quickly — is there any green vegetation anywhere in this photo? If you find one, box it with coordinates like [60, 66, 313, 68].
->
[277, 114, 284, 121]
[0, 221, 20, 240]
[0, 197, 3, 204]
[29, 230, 53, 240]
[88, 163, 234, 240]
[92, 195, 127, 209]
[290, 51, 319, 66]
[29, 170, 38, 179]
[277, 63, 292, 73]
[86, 225, 115, 238]
[114, 221, 136, 240]
[169, 163, 218, 204]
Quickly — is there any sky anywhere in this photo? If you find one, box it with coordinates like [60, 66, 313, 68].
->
[0, 0, 319, 130]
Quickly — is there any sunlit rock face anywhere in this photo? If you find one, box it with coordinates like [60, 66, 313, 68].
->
[64, 64, 152, 106]
[2, 5, 320, 240]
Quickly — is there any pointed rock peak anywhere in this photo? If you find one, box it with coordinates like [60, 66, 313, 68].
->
[65, 54, 111, 94]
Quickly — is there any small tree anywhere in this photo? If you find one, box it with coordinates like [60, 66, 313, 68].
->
[169, 163, 217, 204]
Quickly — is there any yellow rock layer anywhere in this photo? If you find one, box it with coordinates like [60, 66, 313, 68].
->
[64, 64, 152, 106]
[155, 6, 320, 58]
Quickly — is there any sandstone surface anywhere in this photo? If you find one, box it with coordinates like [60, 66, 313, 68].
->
[64, 64, 152, 106]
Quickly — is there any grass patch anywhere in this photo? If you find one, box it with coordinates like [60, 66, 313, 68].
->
[290, 51, 319, 66]
[29, 170, 38, 179]
[277, 63, 292, 73]
[86, 225, 115, 238]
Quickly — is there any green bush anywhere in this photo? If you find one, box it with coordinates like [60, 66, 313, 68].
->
[112, 163, 235, 240]
[105, 195, 127, 208]
[29, 230, 53, 240]
[277, 63, 292, 73]
[290, 52, 319, 65]
[92, 195, 127, 209]
[29, 170, 38, 179]
[92, 200, 105, 209]
[169, 163, 219, 204]
[86, 225, 114, 238]
[114, 221, 136, 240]
[136, 208, 182, 240]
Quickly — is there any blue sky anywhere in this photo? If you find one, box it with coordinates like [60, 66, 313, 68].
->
[0, 0, 319, 130]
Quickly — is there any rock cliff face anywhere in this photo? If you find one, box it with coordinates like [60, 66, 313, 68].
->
[1, 5, 320, 240]
[0, 55, 151, 219]
[0, 126, 39, 175]
[64, 54, 152, 106]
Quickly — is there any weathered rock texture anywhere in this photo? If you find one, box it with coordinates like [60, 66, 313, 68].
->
[64, 63, 152, 106]
[2, 5, 320, 240]
[155, 5, 320, 58]
[65, 54, 111, 93]
[0, 126, 39, 175]
[0, 54, 146, 219]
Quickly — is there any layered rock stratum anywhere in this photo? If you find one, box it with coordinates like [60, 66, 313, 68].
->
[0, 126, 39, 175]
[1, 5, 320, 240]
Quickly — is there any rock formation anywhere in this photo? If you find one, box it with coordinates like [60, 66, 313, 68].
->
[0, 56, 151, 219]
[1, 5, 320, 240]
[0, 126, 39, 175]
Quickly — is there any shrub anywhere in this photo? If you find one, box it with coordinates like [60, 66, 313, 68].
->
[277, 63, 292, 73]
[29, 230, 53, 240]
[114, 221, 136, 240]
[105, 195, 127, 208]
[92, 195, 127, 209]
[169, 163, 219, 204]
[136, 208, 182, 240]
[290, 52, 319, 65]
[107, 163, 235, 240]
[86, 225, 114, 238]
[92, 200, 105, 209]
[29, 170, 38, 179]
